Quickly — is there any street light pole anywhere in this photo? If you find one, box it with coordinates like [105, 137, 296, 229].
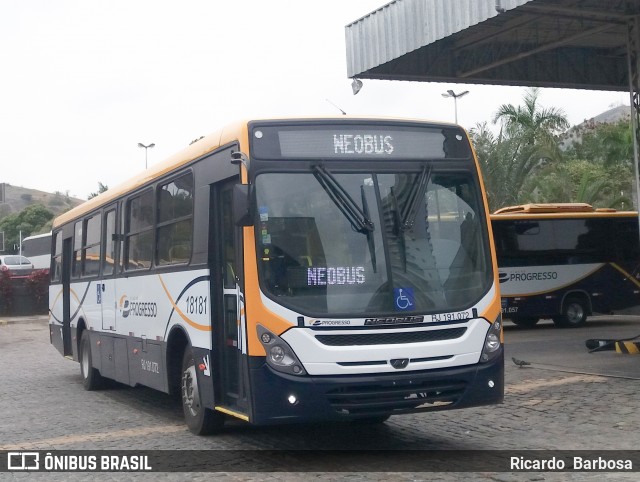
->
[137, 142, 155, 169]
[441, 89, 469, 124]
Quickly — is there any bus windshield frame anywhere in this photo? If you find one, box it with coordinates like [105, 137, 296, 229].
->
[248, 120, 492, 319]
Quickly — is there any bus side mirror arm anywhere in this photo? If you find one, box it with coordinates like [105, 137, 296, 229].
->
[233, 184, 252, 226]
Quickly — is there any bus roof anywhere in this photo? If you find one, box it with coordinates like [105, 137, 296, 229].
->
[22, 232, 52, 241]
[52, 116, 465, 229]
[491, 203, 638, 219]
[52, 119, 249, 228]
[492, 203, 597, 214]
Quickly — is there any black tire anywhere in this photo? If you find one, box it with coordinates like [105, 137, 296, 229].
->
[79, 330, 104, 390]
[553, 298, 588, 328]
[510, 316, 539, 328]
[181, 347, 225, 435]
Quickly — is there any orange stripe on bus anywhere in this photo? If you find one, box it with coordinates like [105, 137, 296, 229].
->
[157, 275, 211, 332]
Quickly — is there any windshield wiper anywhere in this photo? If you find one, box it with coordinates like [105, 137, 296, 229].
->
[400, 164, 432, 232]
[361, 184, 377, 272]
[312, 165, 374, 234]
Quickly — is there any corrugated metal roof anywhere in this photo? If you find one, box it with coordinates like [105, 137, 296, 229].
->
[346, 0, 532, 78]
[345, 0, 640, 90]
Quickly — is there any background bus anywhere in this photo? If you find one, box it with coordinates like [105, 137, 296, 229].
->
[49, 117, 503, 434]
[491, 203, 640, 328]
[22, 232, 51, 270]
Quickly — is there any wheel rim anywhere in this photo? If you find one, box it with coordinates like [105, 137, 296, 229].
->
[81, 341, 89, 379]
[182, 364, 200, 417]
[566, 303, 584, 324]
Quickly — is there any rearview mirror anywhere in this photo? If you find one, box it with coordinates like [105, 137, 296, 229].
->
[233, 184, 252, 226]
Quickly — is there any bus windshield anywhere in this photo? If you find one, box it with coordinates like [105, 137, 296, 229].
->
[255, 170, 491, 317]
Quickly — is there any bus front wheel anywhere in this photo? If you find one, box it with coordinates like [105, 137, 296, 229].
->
[553, 299, 588, 328]
[181, 347, 225, 435]
[80, 330, 104, 390]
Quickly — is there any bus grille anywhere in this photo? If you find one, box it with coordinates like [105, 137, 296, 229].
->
[326, 379, 467, 416]
[315, 328, 466, 346]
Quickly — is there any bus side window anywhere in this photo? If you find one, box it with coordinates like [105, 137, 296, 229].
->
[82, 214, 101, 277]
[574, 218, 609, 263]
[103, 209, 116, 276]
[51, 231, 63, 282]
[615, 219, 640, 263]
[156, 173, 193, 266]
[72, 221, 82, 279]
[125, 189, 154, 270]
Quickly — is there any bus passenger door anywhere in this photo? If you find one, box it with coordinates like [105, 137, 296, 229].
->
[101, 205, 118, 331]
[211, 178, 248, 413]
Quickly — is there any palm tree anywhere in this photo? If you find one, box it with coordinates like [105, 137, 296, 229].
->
[492, 87, 570, 142]
[470, 88, 569, 211]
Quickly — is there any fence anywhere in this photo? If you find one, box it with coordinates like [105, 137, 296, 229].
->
[0, 270, 49, 316]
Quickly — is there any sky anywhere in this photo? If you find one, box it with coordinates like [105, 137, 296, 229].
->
[0, 0, 632, 200]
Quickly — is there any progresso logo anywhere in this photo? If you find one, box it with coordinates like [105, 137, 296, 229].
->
[312, 320, 351, 326]
[499, 271, 559, 284]
[119, 295, 158, 318]
[119, 295, 131, 317]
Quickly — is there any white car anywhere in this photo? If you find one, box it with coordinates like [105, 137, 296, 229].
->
[0, 255, 34, 277]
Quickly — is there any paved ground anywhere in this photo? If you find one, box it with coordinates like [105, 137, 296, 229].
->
[0, 316, 638, 481]
[0, 314, 49, 325]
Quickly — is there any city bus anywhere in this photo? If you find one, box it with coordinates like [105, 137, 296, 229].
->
[49, 117, 503, 434]
[491, 203, 640, 328]
[22, 232, 52, 270]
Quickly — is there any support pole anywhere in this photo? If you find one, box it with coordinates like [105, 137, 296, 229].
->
[627, 16, 640, 241]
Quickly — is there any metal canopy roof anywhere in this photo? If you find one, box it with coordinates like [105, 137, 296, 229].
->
[345, 0, 640, 91]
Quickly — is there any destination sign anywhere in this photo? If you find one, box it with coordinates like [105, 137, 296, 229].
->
[250, 124, 470, 160]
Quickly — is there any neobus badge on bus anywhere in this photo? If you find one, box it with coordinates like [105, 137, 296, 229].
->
[251, 124, 471, 160]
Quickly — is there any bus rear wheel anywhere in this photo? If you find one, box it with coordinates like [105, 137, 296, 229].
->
[510, 316, 539, 328]
[181, 347, 225, 435]
[553, 299, 588, 328]
[80, 330, 104, 390]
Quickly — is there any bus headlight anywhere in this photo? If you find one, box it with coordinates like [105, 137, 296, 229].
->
[257, 325, 307, 376]
[480, 315, 503, 363]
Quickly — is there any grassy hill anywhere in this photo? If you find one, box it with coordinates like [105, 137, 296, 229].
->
[0, 183, 84, 224]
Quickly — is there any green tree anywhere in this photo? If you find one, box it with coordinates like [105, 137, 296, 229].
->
[560, 118, 635, 208]
[566, 118, 633, 168]
[469, 88, 570, 211]
[0, 204, 54, 253]
[527, 159, 631, 209]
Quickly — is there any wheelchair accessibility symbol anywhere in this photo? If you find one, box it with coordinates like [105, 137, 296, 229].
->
[394, 288, 415, 311]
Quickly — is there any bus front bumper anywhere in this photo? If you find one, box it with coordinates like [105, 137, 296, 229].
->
[248, 350, 504, 425]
